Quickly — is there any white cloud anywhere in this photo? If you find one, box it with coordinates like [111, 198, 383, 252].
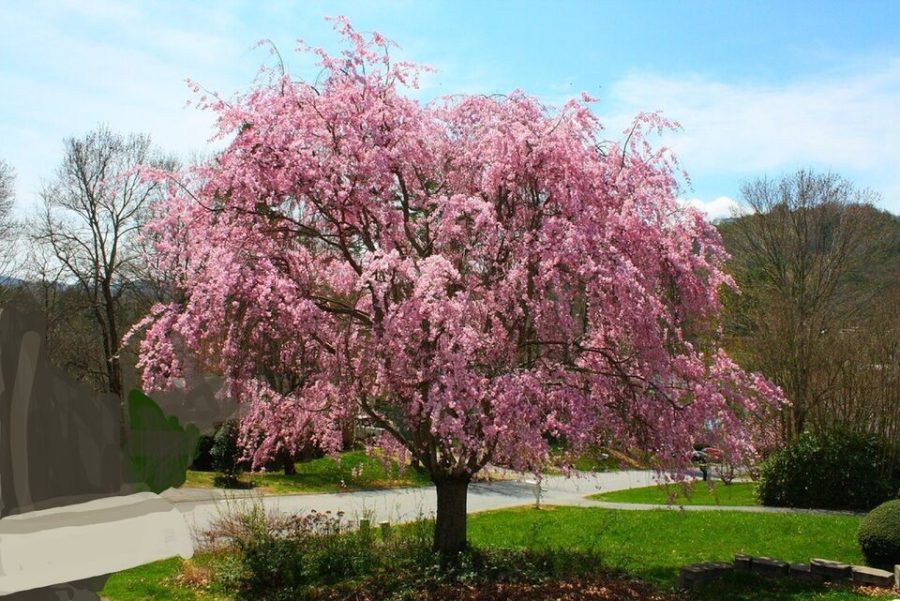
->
[516, 63, 900, 216]
[0, 3, 258, 214]
[606, 62, 900, 171]
[598, 61, 900, 214]
[0, 2, 438, 215]
[680, 196, 742, 221]
[3, 2, 899, 218]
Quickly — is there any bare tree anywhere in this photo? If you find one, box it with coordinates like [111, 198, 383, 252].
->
[819, 297, 900, 469]
[0, 159, 13, 221]
[720, 170, 891, 442]
[31, 127, 173, 410]
[0, 159, 18, 290]
[811, 214, 900, 470]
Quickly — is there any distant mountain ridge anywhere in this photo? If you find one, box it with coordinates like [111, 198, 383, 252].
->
[0, 276, 26, 287]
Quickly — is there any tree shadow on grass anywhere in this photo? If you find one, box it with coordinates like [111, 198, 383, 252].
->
[213, 474, 255, 489]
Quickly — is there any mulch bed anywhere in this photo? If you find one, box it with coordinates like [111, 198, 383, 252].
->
[424, 578, 683, 600]
[316, 576, 684, 600]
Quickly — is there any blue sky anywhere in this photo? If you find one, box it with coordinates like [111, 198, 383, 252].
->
[2, 0, 899, 218]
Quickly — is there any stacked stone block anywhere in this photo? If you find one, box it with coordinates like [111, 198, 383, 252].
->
[678, 554, 899, 592]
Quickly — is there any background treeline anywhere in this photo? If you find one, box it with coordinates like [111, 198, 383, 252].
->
[0, 128, 176, 438]
[718, 170, 899, 479]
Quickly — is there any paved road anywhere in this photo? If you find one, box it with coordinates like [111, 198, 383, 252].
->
[161, 470, 862, 540]
[162, 470, 659, 535]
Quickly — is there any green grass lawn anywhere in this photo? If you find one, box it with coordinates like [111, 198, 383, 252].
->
[467, 506, 866, 587]
[100, 557, 222, 601]
[182, 449, 431, 494]
[591, 481, 759, 506]
[103, 504, 893, 600]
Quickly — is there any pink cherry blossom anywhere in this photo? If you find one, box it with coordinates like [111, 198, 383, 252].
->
[128, 19, 783, 552]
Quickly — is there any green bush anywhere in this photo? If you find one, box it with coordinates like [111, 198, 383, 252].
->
[757, 430, 897, 512]
[238, 535, 305, 600]
[202, 501, 378, 599]
[189, 433, 216, 471]
[210, 419, 244, 485]
[858, 499, 900, 569]
[198, 499, 607, 600]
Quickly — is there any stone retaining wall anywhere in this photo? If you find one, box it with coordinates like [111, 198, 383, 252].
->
[678, 554, 899, 591]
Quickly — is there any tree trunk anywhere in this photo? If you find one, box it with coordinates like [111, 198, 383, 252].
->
[433, 478, 469, 555]
[100, 280, 124, 399]
[341, 417, 356, 450]
[282, 449, 296, 475]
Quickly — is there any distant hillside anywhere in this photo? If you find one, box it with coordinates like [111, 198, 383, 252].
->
[716, 203, 900, 291]
[0, 276, 27, 287]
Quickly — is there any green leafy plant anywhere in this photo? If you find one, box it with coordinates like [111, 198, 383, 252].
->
[123, 389, 200, 494]
[858, 498, 900, 569]
[237, 535, 305, 600]
[191, 498, 611, 600]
